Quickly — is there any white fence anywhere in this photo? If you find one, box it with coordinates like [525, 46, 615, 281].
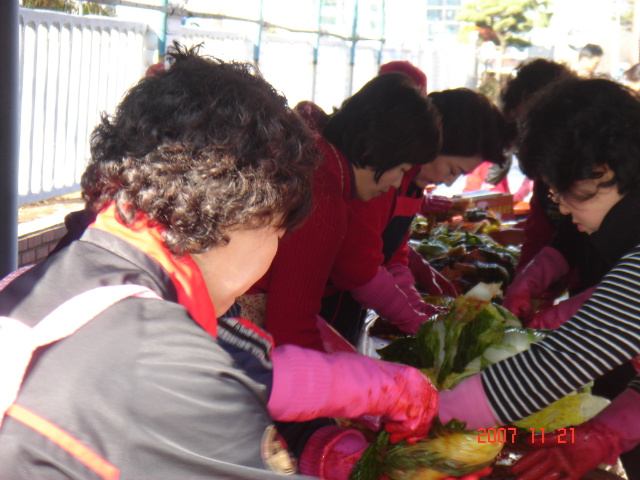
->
[18, 8, 151, 204]
[18, 7, 477, 206]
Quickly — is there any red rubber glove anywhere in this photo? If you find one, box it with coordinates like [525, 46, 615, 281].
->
[387, 262, 448, 318]
[511, 388, 640, 480]
[351, 266, 442, 335]
[421, 194, 454, 215]
[300, 425, 374, 480]
[445, 467, 493, 480]
[268, 345, 438, 444]
[526, 285, 598, 330]
[502, 247, 569, 321]
[408, 246, 459, 297]
[511, 422, 620, 480]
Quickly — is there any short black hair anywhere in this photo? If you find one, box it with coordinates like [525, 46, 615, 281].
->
[322, 72, 442, 181]
[518, 77, 640, 195]
[428, 88, 509, 166]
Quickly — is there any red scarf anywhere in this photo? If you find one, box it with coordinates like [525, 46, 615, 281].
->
[89, 204, 217, 337]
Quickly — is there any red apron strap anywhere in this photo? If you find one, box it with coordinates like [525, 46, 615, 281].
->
[392, 195, 422, 219]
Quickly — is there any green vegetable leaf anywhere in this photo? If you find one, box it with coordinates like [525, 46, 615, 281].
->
[493, 303, 522, 327]
[349, 431, 390, 480]
[430, 417, 473, 435]
[382, 418, 500, 480]
[376, 337, 419, 367]
[514, 391, 610, 433]
[436, 294, 490, 384]
[415, 319, 445, 369]
[451, 305, 505, 373]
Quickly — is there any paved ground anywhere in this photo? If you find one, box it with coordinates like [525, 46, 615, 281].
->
[18, 191, 84, 237]
[18, 191, 84, 223]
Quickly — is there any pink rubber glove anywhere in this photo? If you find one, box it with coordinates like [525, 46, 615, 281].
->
[268, 344, 438, 444]
[421, 194, 454, 215]
[502, 247, 569, 321]
[527, 285, 598, 330]
[511, 389, 640, 480]
[351, 266, 441, 335]
[316, 315, 357, 354]
[408, 246, 459, 297]
[437, 374, 499, 430]
[300, 425, 373, 480]
[387, 263, 448, 317]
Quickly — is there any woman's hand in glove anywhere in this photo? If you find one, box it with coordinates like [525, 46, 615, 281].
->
[502, 247, 569, 320]
[269, 345, 439, 444]
[437, 374, 499, 430]
[421, 194, 454, 215]
[407, 246, 459, 297]
[351, 266, 444, 335]
[512, 388, 640, 480]
[526, 285, 597, 330]
[510, 421, 621, 480]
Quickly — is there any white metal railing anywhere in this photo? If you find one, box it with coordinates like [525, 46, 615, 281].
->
[18, 8, 151, 204]
[17, 7, 476, 207]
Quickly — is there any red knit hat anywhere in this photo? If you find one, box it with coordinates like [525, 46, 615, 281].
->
[145, 62, 165, 78]
[378, 61, 427, 93]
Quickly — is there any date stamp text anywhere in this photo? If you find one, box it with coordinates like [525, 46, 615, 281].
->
[477, 427, 576, 443]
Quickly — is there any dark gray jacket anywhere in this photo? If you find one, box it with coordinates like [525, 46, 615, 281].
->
[0, 227, 314, 479]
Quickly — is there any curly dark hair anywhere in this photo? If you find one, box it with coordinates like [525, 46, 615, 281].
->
[322, 72, 442, 181]
[428, 88, 509, 166]
[83, 44, 319, 255]
[518, 77, 640, 195]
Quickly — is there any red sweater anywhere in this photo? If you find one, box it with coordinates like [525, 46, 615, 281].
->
[515, 190, 555, 272]
[251, 102, 363, 350]
[333, 166, 423, 294]
[252, 104, 425, 350]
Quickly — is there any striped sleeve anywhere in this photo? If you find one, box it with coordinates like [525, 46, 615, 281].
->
[482, 244, 640, 423]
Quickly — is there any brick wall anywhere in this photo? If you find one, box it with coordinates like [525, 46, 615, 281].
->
[18, 224, 67, 267]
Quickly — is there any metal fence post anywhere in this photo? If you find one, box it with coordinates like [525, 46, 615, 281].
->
[0, 0, 19, 277]
[158, 0, 168, 56]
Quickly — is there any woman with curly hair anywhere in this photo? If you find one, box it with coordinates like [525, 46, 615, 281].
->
[499, 60, 638, 420]
[0, 45, 439, 479]
[438, 77, 640, 480]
